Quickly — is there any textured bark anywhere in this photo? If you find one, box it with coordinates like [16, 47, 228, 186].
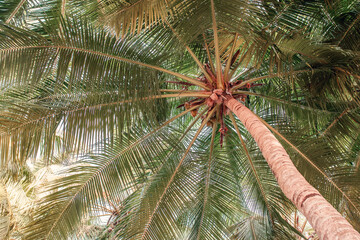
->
[224, 97, 360, 240]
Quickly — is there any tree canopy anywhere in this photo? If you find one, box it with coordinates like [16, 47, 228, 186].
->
[1, 0, 360, 239]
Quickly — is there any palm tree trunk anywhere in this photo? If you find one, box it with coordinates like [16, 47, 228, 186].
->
[224, 96, 360, 240]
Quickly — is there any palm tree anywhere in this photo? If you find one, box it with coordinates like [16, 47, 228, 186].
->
[1, 0, 360, 239]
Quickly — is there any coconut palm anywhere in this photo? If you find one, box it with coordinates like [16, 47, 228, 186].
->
[1, 0, 360, 239]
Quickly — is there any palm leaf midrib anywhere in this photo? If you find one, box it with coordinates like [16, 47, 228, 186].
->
[1, 44, 206, 87]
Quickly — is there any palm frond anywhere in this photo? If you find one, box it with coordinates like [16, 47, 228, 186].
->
[22, 120, 189, 239]
[110, 119, 246, 239]
[0, 0, 33, 25]
[99, 0, 174, 36]
[0, 17, 204, 88]
[0, 79, 175, 166]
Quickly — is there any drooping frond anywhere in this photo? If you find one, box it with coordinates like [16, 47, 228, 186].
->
[0, 18, 203, 88]
[108, 118, 245, 239]
[0, 74, 209, 167]
[98, 0, 174, 36]
[22, 120, 190, 239]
